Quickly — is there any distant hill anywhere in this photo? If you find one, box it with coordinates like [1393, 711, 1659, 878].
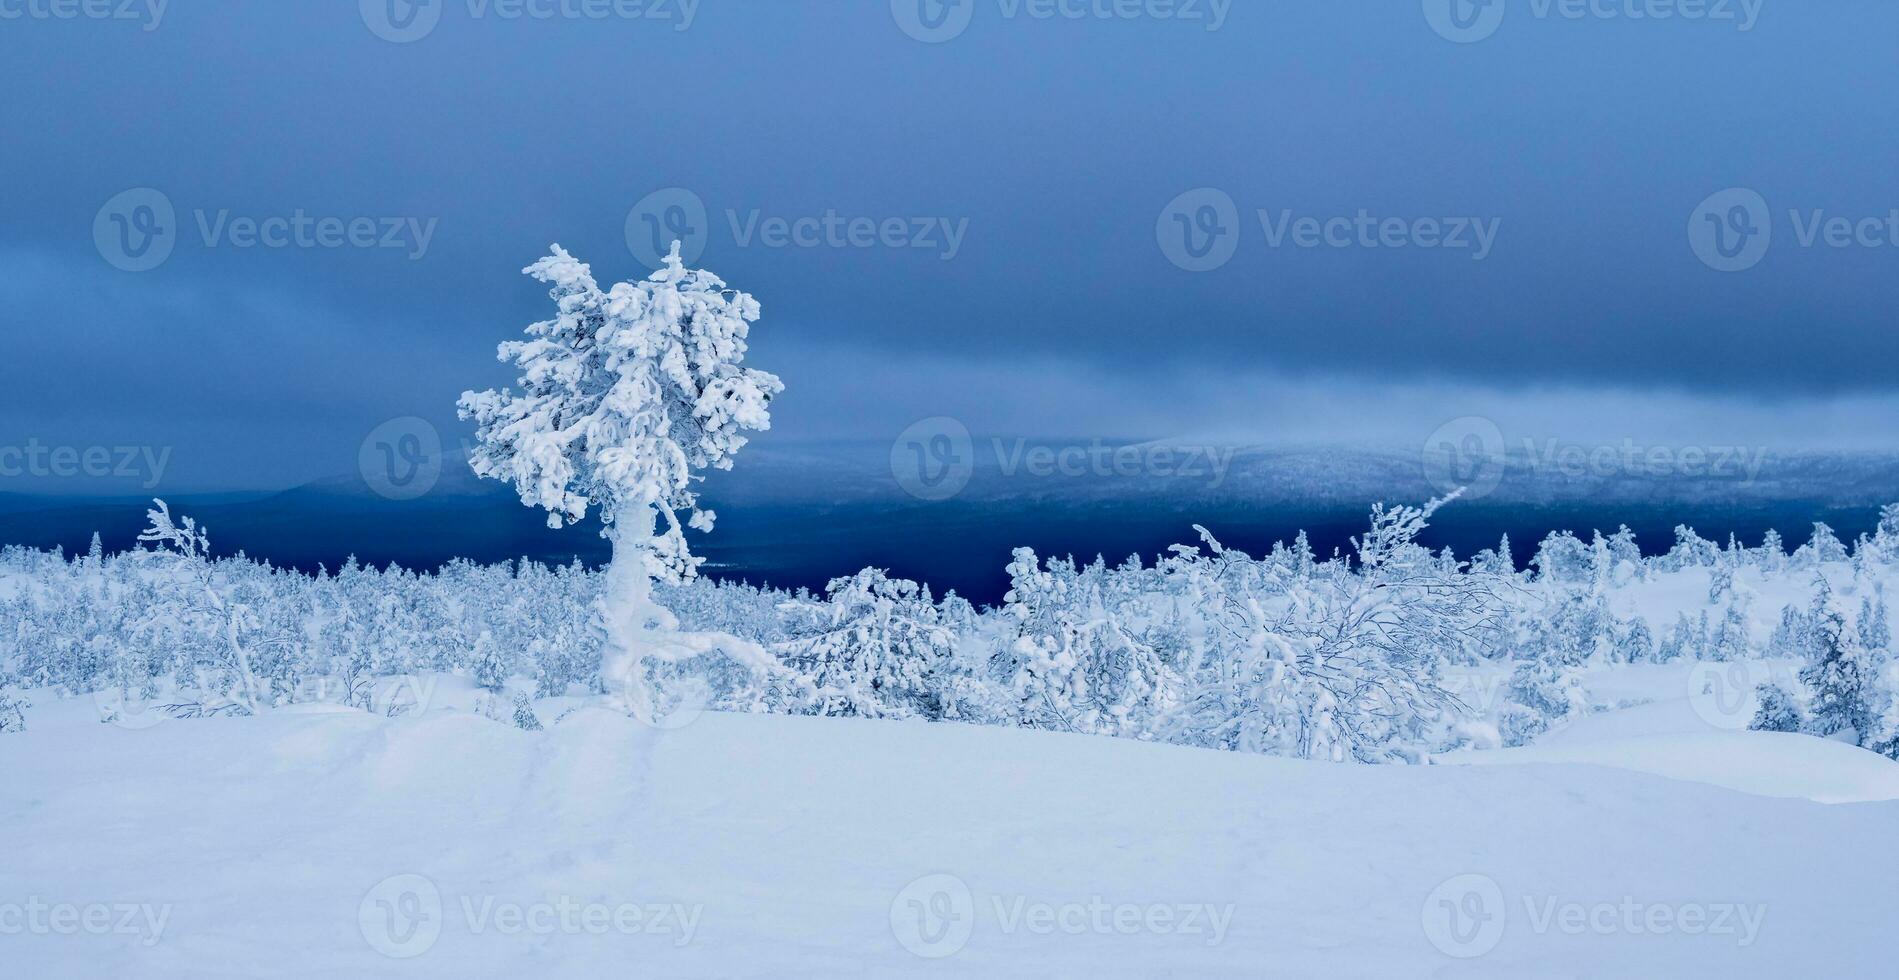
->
[4, 443, 1895, 603]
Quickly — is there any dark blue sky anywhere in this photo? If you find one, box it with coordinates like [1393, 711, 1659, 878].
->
[5, 0, 1899, 493]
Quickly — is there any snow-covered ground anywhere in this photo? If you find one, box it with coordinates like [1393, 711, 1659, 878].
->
[2, 675, 1894, 979]
[1440, 659, 1899, 803]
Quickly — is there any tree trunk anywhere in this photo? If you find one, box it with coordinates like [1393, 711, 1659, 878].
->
[600, 504, 671, 722]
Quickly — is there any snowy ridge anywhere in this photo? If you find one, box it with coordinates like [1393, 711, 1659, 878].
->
[0, 696, 1894, 977]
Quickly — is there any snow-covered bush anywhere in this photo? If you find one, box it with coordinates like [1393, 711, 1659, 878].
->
[996, 549, 1170, 738]
[774, 569, 953, 720]
[1162, 496, 1502, 762]
[0, 688, 27, 734]
[511, 691, 544, 732]
[1498, 658, 1588, 747]
[1798, 599, 1875, 739]
[7, 498, 1899, 764]
[1750, 683, 1803, 734]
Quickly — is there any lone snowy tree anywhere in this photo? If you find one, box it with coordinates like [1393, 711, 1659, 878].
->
[459, 242, 784, 721]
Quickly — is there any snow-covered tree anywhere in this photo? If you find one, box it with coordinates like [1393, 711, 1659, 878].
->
[1165, 495, 1500, 762]
[459, 243, 784, 721]
[132, 500, 262, 716]
[1498, 658, 1588, 747]
[1858, 596, 1890, 657]
[775, 569, 952, 720]
[994, 549, 1172, 737]
[1799, 601, 1874, 739]
[1873, 503, 1899, 562]
[511, 691, 543, 731]
[0, 688, 27, 734]
[1756, 529, 1785, 571]
[1749, 683, 1803, 734]
[471, 630, 509, 692]
[1679, 526, 1721, 568]
[1794, 523, 1849, 568]
[1708, 561, 1734, 605]
[1611, 615, 1655, 664]
[1531, 532, 1592, 585]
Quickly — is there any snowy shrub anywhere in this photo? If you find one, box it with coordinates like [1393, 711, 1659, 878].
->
[1659, 525, 1720, 571]
[511, 692, 544, 732]
[1798, 602, 1875, 739]
[8, 497, 1899, 764]
[1531, 532, 1593, 585]
[1749, 684, 1803, 734]
[997, 549, 1170, 737]
[1497, 659, 1589, 747]
[0, 689, 27, 734]
[1794, 523, 1851, 568]
[1164, 496, 1502, 763]
[774, 569, 953, 720]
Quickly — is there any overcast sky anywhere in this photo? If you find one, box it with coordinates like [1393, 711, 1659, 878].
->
[5, 1, 1898, 492]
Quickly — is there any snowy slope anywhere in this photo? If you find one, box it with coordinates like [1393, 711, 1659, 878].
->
[2, 702, 1894, 978]
[1439, 658, 1899, 804]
